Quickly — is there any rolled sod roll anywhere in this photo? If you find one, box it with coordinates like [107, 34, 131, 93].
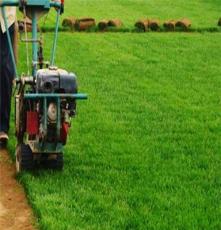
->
[98, 20, 109, 30]
[135, 19, 149, 31]
[163, 20, 176, 31]
[108, 19, 123, 28]
[148, 19, 160, 31]
[175, 18, 191, 30]
[18, 18, 34, 32]
[75, 18, 96, 31]
[62, 17, 76, 29]
[218, 18, 221, 26]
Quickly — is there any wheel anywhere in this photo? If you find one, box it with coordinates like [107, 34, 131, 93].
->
[46, 153, 64, 170]
[16, 144, 34, 173]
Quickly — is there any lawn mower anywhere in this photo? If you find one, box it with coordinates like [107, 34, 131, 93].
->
[0, 0, 87, 172]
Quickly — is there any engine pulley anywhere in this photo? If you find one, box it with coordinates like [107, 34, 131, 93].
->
[47, 103, 57, 123]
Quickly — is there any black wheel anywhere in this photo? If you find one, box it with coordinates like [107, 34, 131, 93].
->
[16, 144, 34, 173]
[46, 153, 64, 170]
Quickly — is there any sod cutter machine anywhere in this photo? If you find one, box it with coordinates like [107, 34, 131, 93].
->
[0, 0, 87, 172]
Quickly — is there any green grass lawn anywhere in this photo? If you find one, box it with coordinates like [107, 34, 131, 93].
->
[42, 0, 221, 29]
[9, 32, 221, 229]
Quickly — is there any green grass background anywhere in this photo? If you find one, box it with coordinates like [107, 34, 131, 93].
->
[9, 0, 221, 229]
[43, 0, 221, 29]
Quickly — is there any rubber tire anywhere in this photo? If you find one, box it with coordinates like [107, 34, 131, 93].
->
[16, 144, 34, 173]
[46, 153, 64, 171]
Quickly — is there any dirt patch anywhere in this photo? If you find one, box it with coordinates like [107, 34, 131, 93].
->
[0, 150, 35, 230]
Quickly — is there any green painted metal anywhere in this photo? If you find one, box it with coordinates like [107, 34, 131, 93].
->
[24, 93, 88, 100]
[50, 1, 61, 8]
[0, 0, 50, 8]
[0, 0, 62, 76]
[0, 0, 55, 8]
[0, 0, 19, 7]
[51, 9, 60, 66]
[31, 11, 38, 77]
[29, 140, 64, 153]
[26, 0, 50, 9]
[0, 0, 61, 8]
[1, 0, 88, 156]
[39, 142, 63, 153]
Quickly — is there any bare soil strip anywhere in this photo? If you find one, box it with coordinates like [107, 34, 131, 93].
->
[0, 150, 35, 230]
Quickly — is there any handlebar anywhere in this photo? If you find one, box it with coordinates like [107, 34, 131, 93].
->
[0, 0, 62, 8]
[0, 0, 18, 6]
[50, 1, 62, 8]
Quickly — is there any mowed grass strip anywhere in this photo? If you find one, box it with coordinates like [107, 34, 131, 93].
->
[43, 0, 221, 29]
[12, 32, 221, 229]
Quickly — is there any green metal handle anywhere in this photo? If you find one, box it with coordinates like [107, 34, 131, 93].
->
[50, 2, 61, 8]
[0, 0, 19, 7]
[50, 8, 60, 66]
[0, 0, 63, 77]
[24, 93, 88, 100]
[0, 0, 62, 8]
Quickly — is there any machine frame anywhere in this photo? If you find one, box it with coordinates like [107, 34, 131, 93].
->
[0, 0, 87, 172]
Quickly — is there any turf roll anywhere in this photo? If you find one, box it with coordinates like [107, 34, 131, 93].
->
[75, 18, 96, 31]
[108, 19, 123, 28]
[175, 18, 191, 30]
[62, 17, 76, 29]
[18, 18, 35, 32]
[98, 20, 109, 31]
[148, 19, 160, 31]
[163, 20, 176, 31]
[135, 19, 149, 31]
